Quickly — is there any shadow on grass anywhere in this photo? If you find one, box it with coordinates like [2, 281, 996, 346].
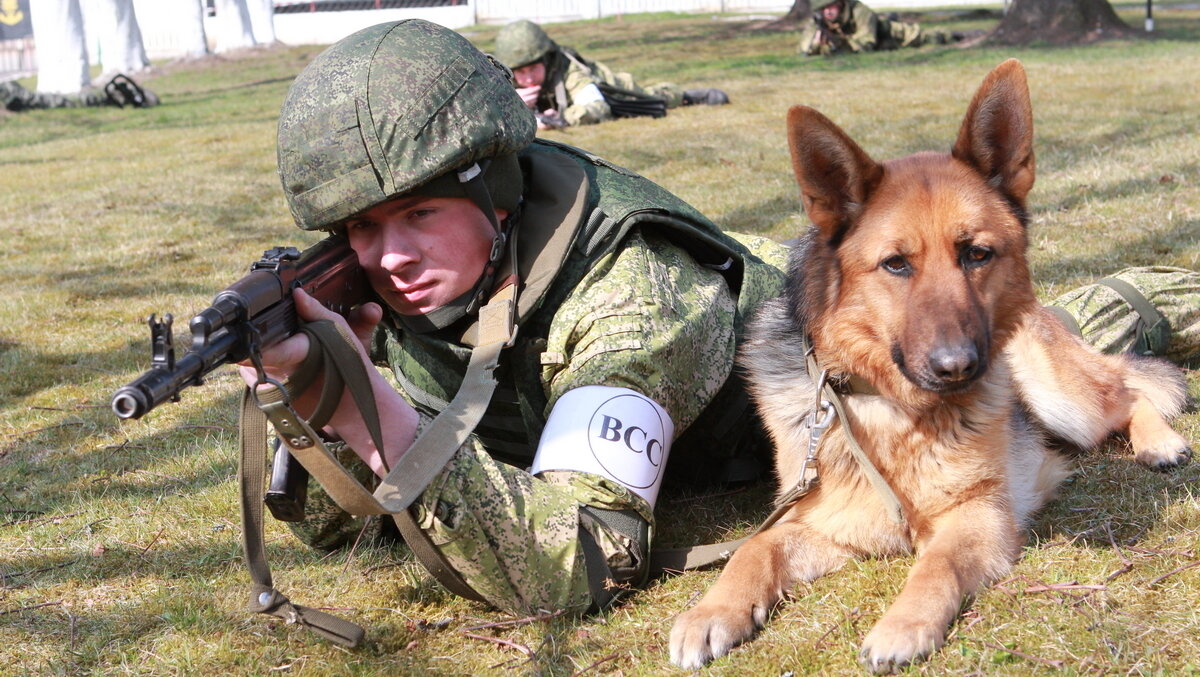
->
[1030, 443, 1200, 547]
[1027, 215, 1200, 283]
[1, 383, 246, 511]
[1039, 116, 1198, 173]
[1048, 171, 1199, 219]
[0, 535, 479, 674]
[718, 194, 804, 236]
[1, 321, 225, 404]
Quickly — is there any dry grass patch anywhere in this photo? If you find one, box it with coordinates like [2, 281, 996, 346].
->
[2, 6, 1200, 676]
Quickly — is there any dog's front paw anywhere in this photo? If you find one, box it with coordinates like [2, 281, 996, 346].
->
[858, 615, 946, 674]
[669, 598, 769, 669]
[1135, 436, 1192, 471]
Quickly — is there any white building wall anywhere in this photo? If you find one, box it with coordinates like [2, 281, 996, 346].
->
[107, 1, 1009, 58]
[273, 6, 475, 45]
[470, 0, 999, 25]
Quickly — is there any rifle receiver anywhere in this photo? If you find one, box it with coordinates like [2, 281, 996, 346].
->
[111, 235, 368, 421]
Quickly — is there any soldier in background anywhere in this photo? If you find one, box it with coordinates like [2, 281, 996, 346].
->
[238, 19, 787, 634]
[1, 73, 158, 112]
[799, 0, 962, 56]
[493, 19, 729, 130]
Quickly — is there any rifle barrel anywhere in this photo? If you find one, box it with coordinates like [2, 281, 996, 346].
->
[110, 235, 368, 421]
[111, 328, 238, 419]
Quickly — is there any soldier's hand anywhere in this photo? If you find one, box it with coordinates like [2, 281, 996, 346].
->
[536, 109, 564, 130]
[236, 288, 382, 405]
[516, 84, 541, 109]
[238, 288, 417, 477]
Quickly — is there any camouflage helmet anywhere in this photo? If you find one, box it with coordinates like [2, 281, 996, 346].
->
[277, 20, 536, 231]
[812, 0, 842, 10]
[493, 19, 556, 71]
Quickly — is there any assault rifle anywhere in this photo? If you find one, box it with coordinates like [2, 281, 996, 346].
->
[811, 13, 844, 53]
[111, 235, 370, 519]
[535, 111, 567, 129]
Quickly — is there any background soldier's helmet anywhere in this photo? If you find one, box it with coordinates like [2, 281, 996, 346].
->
[493, 19, 557, 71]
[276, 20, 536, 231]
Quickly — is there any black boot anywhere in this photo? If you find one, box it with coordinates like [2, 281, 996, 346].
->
[682, 88, 730, 106]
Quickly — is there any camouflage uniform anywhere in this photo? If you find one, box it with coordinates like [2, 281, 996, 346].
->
[1, 76, 157, 112]
[493, 19, 683, 127]
[284, 130, 788, 614]
[1, 80, 110, 111]
[799, 0, 947, 56]
[1046, 266, 1200, 364]
[550, 49, 683, 126]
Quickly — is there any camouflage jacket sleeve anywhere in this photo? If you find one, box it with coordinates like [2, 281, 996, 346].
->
[539, 230, 737, 436]
[845, 3, 881, 52]
[560, 56, 613, 126]
[797, 22, 824, 55]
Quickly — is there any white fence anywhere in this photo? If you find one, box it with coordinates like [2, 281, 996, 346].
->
[268, 1, 797, 44]
[470, 0, 999, 24]
[472, 0, 789, 24]
[273, 0, 1001, 45]
[2, 0, 1004, 79]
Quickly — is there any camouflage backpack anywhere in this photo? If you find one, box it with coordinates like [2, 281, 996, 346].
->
[1047, 266, 1200, 364]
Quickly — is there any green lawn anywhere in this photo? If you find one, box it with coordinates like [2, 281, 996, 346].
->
[2, 5, 1199, 675]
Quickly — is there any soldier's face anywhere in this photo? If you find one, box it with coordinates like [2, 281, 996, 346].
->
[822, 3, 841, 21]
[513, 62, 546, 88]
[343, 196, 505, 316]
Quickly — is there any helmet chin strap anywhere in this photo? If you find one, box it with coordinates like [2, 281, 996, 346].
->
[396, 159, 516, 334]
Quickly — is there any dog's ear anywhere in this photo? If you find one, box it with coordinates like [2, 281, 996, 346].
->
[787, 105, 882, 243]
[952, 58, 1036, 208]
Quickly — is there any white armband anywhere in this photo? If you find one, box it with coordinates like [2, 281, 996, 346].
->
[531, 386, 674, 508]
[572, 82, 605, 107]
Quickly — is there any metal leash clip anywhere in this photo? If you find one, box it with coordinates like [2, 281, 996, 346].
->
[795, 369, 836, 493]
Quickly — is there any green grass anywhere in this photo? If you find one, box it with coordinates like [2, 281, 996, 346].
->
[3, 5, 1200, 675]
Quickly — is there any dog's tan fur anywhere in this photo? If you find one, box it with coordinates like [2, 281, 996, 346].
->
[669, 60, 1191, 673]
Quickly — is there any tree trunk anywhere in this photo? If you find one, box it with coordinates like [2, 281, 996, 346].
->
[783, 0, 812, 23]
[173, 0, 211, 58]
[31, 0, 90, 94]
[213, 0, 256, 52]
[246, 0, 276, 45]
[985, 0, 1134, 45]
[782, 0, 811, 22]
[93, 0, 151, 75]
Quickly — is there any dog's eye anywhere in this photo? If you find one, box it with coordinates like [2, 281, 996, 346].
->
[881, 255, 911, 276]
[962, 246, 993, 268]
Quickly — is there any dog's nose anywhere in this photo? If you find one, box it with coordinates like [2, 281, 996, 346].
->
[928, 344, 979, 383]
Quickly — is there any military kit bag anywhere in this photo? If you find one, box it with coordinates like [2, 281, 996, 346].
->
[595, 81, 668, 119]
[103, 74, 152, 108]
[1046, 266, 1200, 364]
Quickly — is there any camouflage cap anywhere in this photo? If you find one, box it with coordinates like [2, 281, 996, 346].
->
[277, 20, 536, 231]
[493, 19, 556, 71]
[811, 0, 841, 10]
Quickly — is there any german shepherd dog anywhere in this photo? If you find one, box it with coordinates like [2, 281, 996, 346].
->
[670, 60, 1192, 672]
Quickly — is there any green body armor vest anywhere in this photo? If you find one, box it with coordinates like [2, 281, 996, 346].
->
[373, 139, 783, 484]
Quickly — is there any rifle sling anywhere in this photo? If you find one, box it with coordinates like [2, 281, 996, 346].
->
[239, 389, 367, 647]
[239, 252, 522, 642]
[648, 538, 748, 576]
[287, 321, 496, 599]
